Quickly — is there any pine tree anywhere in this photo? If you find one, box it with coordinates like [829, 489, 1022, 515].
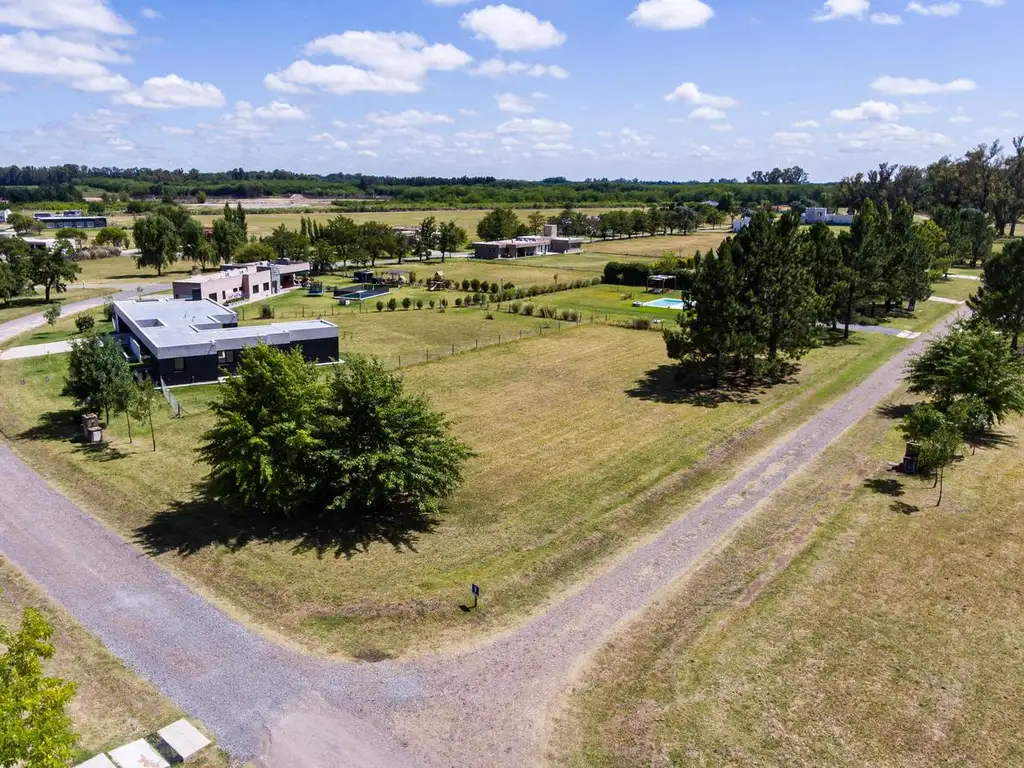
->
[969, 239, 1024, 349]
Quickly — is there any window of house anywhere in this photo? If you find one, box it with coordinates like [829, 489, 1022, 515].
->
[217, 349, 235, 364]
[221, 291, 226, 300]
[173, 358, 185, 372]
[253, 284, 260, 293]
[263, 283, 270, 292]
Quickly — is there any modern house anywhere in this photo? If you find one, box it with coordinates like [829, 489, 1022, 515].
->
[543, 224, 585, 253]
[473, 236, 551, 259]
[801, 207, 854, 226]
[33, 212, 107, 229]
[0, 231, 63, 251]
[171, 259, 310, 302]
[0, 209, 11, 223]
[111, 296, 338, 385]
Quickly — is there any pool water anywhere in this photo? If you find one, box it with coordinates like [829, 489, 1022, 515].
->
[643, 297, 688, 310]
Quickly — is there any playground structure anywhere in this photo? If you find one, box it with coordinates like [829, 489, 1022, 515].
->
[428, 271, 447, 292]
[382, 270, 411, 287]
[646, 275, 676, 294]
[306, 281, 324, 297]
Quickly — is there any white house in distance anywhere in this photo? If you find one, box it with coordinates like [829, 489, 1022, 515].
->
[733, 207, 853, 233]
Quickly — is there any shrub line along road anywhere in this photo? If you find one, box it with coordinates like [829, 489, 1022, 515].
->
[0, 309, 964, 767]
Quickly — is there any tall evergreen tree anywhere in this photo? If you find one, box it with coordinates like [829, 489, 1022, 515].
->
[969, 239, 1024, 349]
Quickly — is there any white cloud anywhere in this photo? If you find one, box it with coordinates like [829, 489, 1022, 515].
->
[907, 1, 962, 15]
[830, 100, 901, 122]
[459, 108, 480, 116]
[108, 136, 134, 152]
[471, 58, 568, 78]
[161, 125, 194, 135]
[814, 0, 869, 21]
[835, 122, 952, 152]
[496, 92, 534, 113]
[871, 75, 977, 95]
[266, 31, 471, 95]
[792, 119, 821, 128]
[664, 82, 738, 108]
[689, 106, 726, 121]
[118, 74, 225, 109]
[0, 31, 132, 91]
[357, 149, 378, 158]
[948, 107, 972, 123]
[771, 131, 813, 145]
[460, 5, 566, 51]
[710, 123, 733, 132]
[140, 7, 160, 19]
[496, 116, 573, 140]
[620, 127, 651, 146]
[628, 0, 714, 30]
[241, 100, 309, 120]
[455, 130, 493, 140]
[309, 132, 349, 150]
[871, 12, 903, 23]
[0, 0, 134, 35]
[901, 100, 938, 115]
[999, 110, 1018, 118]
[367, 109, 454, 127]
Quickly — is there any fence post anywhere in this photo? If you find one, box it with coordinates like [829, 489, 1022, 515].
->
[398, 355, 401, 368]
[475, 339, 478, 350]
[498, 334, 501, 345]
[452, 344, 455, 356]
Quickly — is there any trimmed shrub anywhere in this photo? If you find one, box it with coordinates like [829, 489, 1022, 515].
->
[260, 304, 275, 320]
[376, 300, 385, 312]
[632, 317, 652, 330]
[455, 297, 463, 307]
[470, 278, 481, 292]
[387, 297, 398, 311]
[429, 299, 436, 309]
[489, 282, 500, 294]
[402, 297, 412, 310]
[538, 306, 557, 319]
[102, 298, 115, 322]
[441, 298, 449, 308]
[510, 301, 522, 314]
[416, 299, 424, 310]
[75, 314, 96, 333]
[559, 309, 572, 322]
[461, 278, 471, 291]
[522, 303, 535, 316]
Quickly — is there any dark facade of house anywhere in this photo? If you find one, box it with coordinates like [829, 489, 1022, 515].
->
[150, 336, 339, 386]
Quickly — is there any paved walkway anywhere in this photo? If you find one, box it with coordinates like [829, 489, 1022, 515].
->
[0, 284, 168, 346]
[929, 296, 966, 305]
[947, 273, 981, 281]
[842, 322, 921, 339]
[0, 340, 72, 360]
[0, 310, 964, 767]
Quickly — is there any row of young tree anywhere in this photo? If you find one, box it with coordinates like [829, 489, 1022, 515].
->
[663, 201, 943, 384]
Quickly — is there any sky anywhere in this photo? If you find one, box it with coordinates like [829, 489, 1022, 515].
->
[0, 0, 1019, 182]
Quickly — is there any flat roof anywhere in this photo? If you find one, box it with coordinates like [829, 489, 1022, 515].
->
[473, 237, 552, 247]
[114, 297, 336, 359]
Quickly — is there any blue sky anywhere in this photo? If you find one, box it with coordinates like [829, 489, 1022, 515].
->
[0, 0, 1018, 181]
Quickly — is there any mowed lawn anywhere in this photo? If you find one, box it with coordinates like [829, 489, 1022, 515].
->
[0, 323, 916, 657]
[75, 255, 193, 285]
[553, 387, 1024, 767]
[0, 557, 228, 766]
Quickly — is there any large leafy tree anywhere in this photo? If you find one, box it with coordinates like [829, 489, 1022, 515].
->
[359, 221, 398, 266]
[906, 320, 1024, 423]
[63, 332, 134, 424]
[30, 239, 80, 302]
[969, 239, 1024, 349]
[0, 605, 78, 768]
[414, 217, 438, 261]
[264, 224, 309, 262]
[211, 218, 246, 265]
[180, 218, 217, 270]
[0, 238, 31, 307]
[900, 405, 963, 505]
[132, 214, 180, 276]
[436, 221, 466, 263]
[199, 344, 327, 516]
[198, 346, 472, 548]
[93, 226, 131, 249]
[7, 213, 41, 235]
[476, 207, 524, 241]
[310, 356, 474, 542]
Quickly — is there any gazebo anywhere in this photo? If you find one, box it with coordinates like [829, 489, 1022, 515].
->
[646, 274, 676, 294]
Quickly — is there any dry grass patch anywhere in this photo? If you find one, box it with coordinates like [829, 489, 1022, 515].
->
[0, 325, 906, 658]
[585, 231, 729, 260]
[0, 557, 230, 766]
[553, 386, 1024, 767]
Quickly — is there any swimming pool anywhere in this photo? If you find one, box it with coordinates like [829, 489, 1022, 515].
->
[643, 297, 688, 310]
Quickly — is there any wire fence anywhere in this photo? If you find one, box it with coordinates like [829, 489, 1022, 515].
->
[159, 377, 184, 418]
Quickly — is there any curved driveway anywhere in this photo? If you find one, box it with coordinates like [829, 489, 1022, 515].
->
[0, 311, 963, 767]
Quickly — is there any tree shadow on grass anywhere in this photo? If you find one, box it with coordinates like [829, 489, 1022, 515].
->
[864, 477, 905, 497]
[134, 488, 438, 560]
[891, 501, 920, 515]
[876, 402, 914, 421]
[627, 361, 798, 409]
[19, 410, 129, 461]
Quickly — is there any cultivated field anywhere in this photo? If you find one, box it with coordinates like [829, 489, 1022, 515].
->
[584, 230, 730, 260]
[553, 384, 1024, 767]
[0, 321, 923, 657]
[0, 556, 228, 766]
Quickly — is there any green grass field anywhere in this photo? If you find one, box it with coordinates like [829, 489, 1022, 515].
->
[74, 256, 193, 285]
[0, 557, 228, 766]
[0, 289, 112, 326]
[584, 230, 729, 260]
[0, 305, 112, 350]
[0, 320, 927, 658]
[553, 385, 1024, 767]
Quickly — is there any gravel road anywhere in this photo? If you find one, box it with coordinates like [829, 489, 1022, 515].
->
[0, 309, 963, 767]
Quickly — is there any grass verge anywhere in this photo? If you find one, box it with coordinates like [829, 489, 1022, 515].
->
[551, 384, 1024, 767]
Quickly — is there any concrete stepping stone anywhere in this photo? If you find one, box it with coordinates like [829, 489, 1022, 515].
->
[158, 719, 212, 760]
[108, 739, 170, 768]
[75, 755, 117, 768]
